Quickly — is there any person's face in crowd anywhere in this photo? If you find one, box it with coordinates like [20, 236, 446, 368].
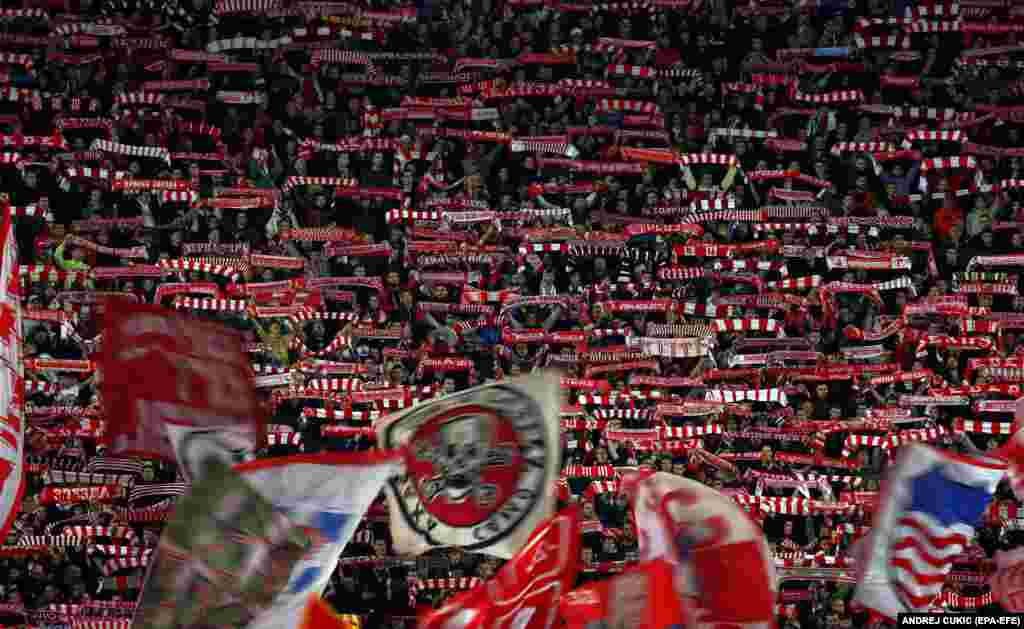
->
[439, 377, 457, 395]
[602, 536, 618, 556]
[70, 582, 86, 599]
[831, 599, 846, 617]
[581, 499, 596, 520]
[311, 321, 325, 338]
[579, 546, 596, 568]
[387, 364, 404, 384]
[760, 446, 773, 464]
[974, 365, 992, 385]
[784, 521, 794, 537]
[632, 188, 655, 209]
[431, 284, 448, 301]
[399, 289, 414, 308]
[371, 152, 385, 171]
[360, 292, 378, 313]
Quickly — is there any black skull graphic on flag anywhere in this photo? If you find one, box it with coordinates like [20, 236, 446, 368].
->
[380, 375, 561, 559]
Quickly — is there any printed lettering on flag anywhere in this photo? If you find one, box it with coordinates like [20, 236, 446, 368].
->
[378, 374, 561, 559]
[853, 444, 1005, 619]
[100, 301, 263, 465]
[420, 505, 582, 629]
[0, 205, 22, 544]
[235, 452, 403, 629]
[625, 471, 776, 629]
[133, 459, 314, 629]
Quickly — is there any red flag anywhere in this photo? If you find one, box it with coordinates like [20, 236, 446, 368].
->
[301, 595, 359, 629]
[625, 471, 777, 628]
[996, 398, 1024, 499]
[420, 505, 582, 629]
[560, 559, 684, 629]
[99, 301, 264, 463]
[993, 548, 1024, 613]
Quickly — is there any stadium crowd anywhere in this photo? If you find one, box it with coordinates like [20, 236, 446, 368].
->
[1, 0, 1024, 626]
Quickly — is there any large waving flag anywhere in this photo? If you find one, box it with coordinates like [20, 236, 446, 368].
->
[133, 460, 316, 629]
[419, 505, 581, 629]
[301, 595, 360, 629]
[999, 397, 1024, 500]
[854, 444, 1006, 619]
[234, 452, 403, 629]
[0, 205, 22, 543]
[377, 374, 561, 558]
[625, 471, 776, 629]
[992, 547, 1024, 612]
[560, 559, 684, 629]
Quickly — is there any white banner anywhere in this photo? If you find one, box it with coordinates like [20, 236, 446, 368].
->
[378, 374, 562, 559]
[236, 452, 403, 629]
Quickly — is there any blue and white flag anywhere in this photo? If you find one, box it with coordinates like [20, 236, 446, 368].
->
[235, 452, 403, 629]
[854, 444, 1006, 619]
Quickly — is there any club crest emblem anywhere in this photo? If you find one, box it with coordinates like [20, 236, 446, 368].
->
[382, 384, 551, 550]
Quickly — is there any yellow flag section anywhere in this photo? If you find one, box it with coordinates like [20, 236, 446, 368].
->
[300, 596, 360, 629]
[0, 204, 23, 542]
